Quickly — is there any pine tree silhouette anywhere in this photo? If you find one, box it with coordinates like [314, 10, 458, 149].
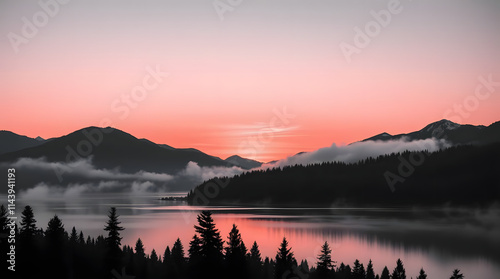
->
[450, 269, 464, 279]
[392, 259, 406, 279]
[150, 249, 158, 262]
[352, 259, 366, 279]
[18, 205, 41, 278]
[380, 266, 390, 279]
[249, 241, 263, 278]
[45, 215, 68, 279]
[188, 234, 203, 278]
[103, 207, 124, 274]
[366, 259, 376, 279]
[194, 211, 224, 276]
[19, 205, 37, 241]
[274, 237, 296, 279]
[225, 224, 248, 278]
[316, 241, 334, 278]
[171, 238, 186, 278]
[417, 268, 427, 279]
[69, 226, 78, 244]
[135, 238, 146, 258]
[336, 262, 352, 279]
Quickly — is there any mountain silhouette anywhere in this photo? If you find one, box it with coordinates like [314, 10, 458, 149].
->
[225, 155, 262, 169]
[0, 126, 231, 174]
[0, 130, 45, 154]
[361, 119, 500, 145]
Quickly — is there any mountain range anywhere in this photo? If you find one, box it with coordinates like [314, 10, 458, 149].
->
[362, 119, 500, 145]
[0, 130, 45, 154]
[0, 127, 264, 173]
[1, 119, 499, 192]
[2, 119, 500, 172]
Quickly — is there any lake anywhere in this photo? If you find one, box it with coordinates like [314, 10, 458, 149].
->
[6, 193, 500, 278]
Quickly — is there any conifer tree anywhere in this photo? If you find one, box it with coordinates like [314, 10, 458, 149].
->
[135, 238, 146, 258]
[317, 241, 334, 275]
[352, 259, 366, 279]
[417, 268, 427, 279]
[194, 211, 224, 275]
[150, 249, 158, 262]
[274, 237, 296, 279]
[380, 266, 390, 279]
[188, 234, 203, 278]
[391, 259, 406, 279]
[104, 207, 124, 250]
[225, 224, 248, 278]
[103, 207, 124, 272]
[450, 269, 464, 279]
[20, 205, 38, 241]
[366, 259, 376, 279]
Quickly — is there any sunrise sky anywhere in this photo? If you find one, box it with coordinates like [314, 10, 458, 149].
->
[1, 0, 500, 162]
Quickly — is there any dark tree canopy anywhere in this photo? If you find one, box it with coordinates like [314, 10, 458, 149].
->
[104, 207, 124, 249]
[317, 241, 334, 273]
[392, 259, 406, 279]
[380, 266, 390, 279]
[274, 237, 296, 279]
[20, 205, 37, 240]
[194, 210, 224, 261]
[250, 241, 262, 264]
[417, 268, 428, 279]
[45, 215, 65, 242]
[352, 259, 366, 279]
[450, 269, 464, 279]
[135, 238, 146, 258]
[225, 224, 248, 278]
[366, 259, 375, 279]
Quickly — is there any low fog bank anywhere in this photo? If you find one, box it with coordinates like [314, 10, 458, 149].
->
[261, 137, 450, 169]
[1, 157, 244, 199]
[4, 138, 453, 199]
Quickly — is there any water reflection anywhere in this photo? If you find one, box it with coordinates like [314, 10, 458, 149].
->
[6, 193, 500, 279]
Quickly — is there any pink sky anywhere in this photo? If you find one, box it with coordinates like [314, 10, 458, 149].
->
[1, 0, 500, 162]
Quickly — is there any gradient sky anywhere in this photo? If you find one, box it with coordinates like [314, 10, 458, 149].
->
[1, 0, 500, 162]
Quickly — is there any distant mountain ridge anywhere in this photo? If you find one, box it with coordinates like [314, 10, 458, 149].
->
[225, 155, 262, 169]
[0, 127, 232, 174]
[1, 119, 498, 177]
[0, 130, 45, 154]
[362, 119, 500, 145]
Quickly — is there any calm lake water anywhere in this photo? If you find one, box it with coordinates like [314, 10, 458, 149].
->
[6, 193, 500, 278]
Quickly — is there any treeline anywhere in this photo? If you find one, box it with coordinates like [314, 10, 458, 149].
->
[1, 205, 466, 279]
[187, 143, 500, 207]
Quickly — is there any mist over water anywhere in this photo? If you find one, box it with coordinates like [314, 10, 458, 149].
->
[6, 193, 500, 279]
